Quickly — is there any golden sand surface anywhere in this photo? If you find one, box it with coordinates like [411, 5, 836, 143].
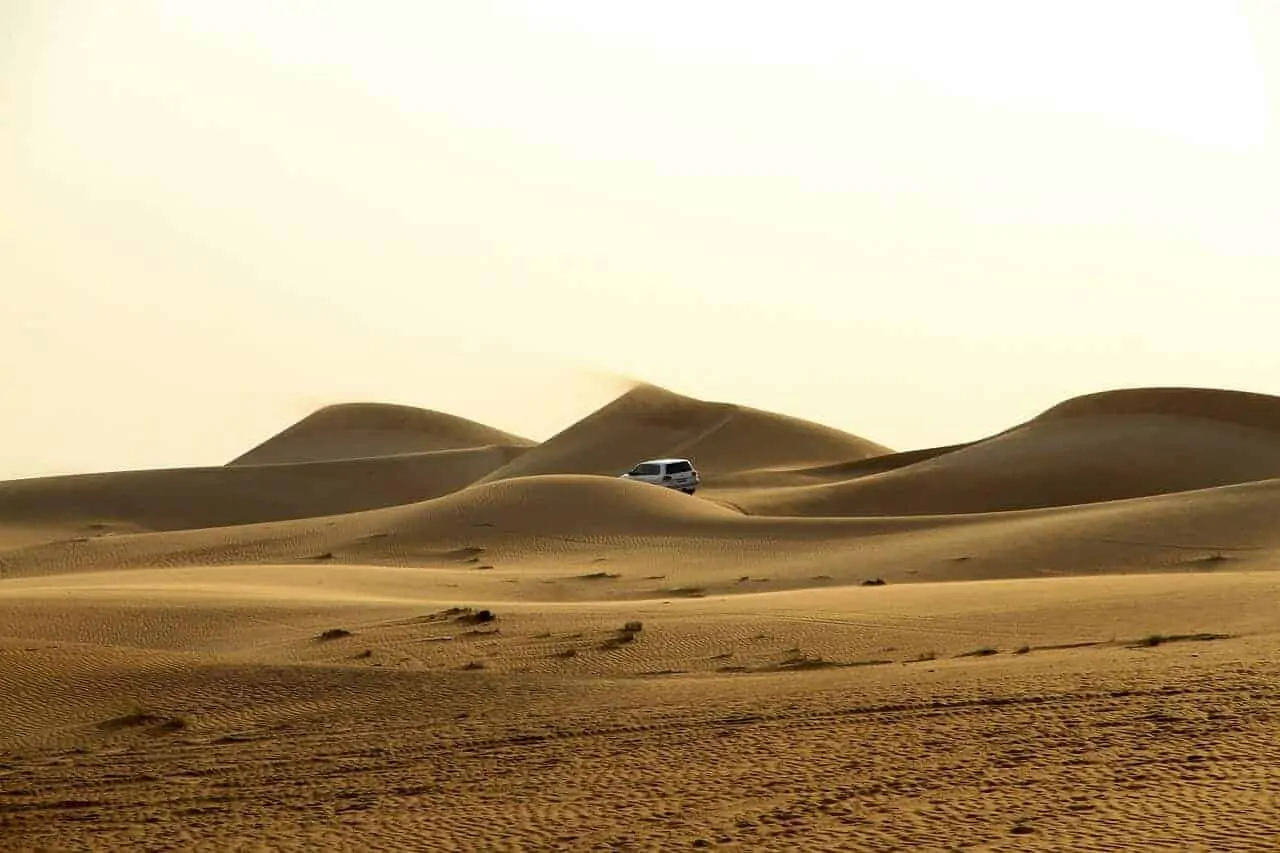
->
[2, 386, 1278, 850]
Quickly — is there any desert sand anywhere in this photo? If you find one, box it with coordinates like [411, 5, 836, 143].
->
[2, 384, 1278, 851]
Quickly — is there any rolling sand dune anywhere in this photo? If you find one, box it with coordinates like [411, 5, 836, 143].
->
[0, 444, 528, 542]
[710, 442, 973, 489]
[3, 384, 1280, 850]
[8, 473, 1280, 595]
[727, 387, 1280, 516]
[477, 384, 891, 484]
[229, 402, 533, 465]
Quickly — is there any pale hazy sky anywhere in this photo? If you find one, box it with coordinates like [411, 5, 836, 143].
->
[4, 1, 1279, 479]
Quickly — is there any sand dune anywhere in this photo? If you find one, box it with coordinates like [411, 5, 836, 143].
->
[710, 442, 973, 489]
[0, 444, 527, 541]
[228, 402, 533, 465]
[8, 472, 1280, 599]
[728, 387, 1280, 516]
[477, 384, 891, 484]
[5, 383, 1280, 850]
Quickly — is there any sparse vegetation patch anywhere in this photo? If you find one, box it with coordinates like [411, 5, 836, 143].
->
[457, 609, 496, 624]
[318, 628, 352, 641]
[769, 650, 893, 672]
[99, 702, 188, 733]
[599, 621, 644, 650]
[1132, 632, 1232, 648]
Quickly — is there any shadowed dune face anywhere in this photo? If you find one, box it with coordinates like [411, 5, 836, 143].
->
[727, 388, 1280, 517]
[229, 402, 534, 465]
[477, 384, 891, 484]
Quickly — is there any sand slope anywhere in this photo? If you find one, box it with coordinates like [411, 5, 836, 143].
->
[478, 384, 891, 484]
[229, 402, 533, 465]
[8, 474, 1280, 600]
[0, 444, 528, 540]
[1, 569, 1277, 850]
[729, 388, 1280, 516]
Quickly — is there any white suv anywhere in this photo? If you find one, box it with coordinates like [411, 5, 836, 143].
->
[620, 458, 700, 494]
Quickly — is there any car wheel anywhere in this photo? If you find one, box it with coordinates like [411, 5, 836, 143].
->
[682, 488, 696, 495]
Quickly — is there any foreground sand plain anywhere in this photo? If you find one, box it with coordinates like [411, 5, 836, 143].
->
[2, 385, 1279, 850]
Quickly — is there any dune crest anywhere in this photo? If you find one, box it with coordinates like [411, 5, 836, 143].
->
[1032, 386, 1280, 431]
[478, 383, 891, 484]
[0, 445, 530, 537]
[729, 387, 1280, 516]
[229, 402, 534, 465]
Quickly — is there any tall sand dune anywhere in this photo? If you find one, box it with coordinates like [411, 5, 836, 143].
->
[729, 387, 1280, 516]
[477, 384, 890, 484]
[229, 402, 533, 465]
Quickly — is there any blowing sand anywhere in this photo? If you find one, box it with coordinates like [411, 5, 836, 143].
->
[2, 385, 1278, 851]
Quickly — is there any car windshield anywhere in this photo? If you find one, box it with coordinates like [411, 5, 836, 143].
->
[629, 463, 662, 476]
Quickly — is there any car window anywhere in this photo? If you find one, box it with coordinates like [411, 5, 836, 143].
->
[630, 463, 661, 476]
[666, 461, 692, 473]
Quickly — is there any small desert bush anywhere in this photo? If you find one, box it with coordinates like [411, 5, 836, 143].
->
[317, 628, 352, 641]
[101, 701, 188, 732]
[1133, 632, 1231, 648]
[600, 622, 644, 650]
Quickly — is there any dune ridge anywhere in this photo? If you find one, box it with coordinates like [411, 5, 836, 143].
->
[1032, 386, 1280, 430]
[229, 402, 534, 465]
[728, 387, 1280, 517]
[0, 444, 529, 536]
[477, 383, 892, 485]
